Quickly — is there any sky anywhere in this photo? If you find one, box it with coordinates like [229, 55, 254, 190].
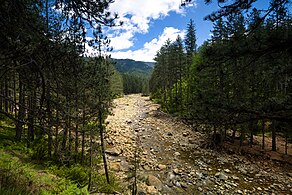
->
[90, 0, 273, 62]
[98, 0, 219, 62]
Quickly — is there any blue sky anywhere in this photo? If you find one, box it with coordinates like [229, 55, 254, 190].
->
[93, 0, 273, 62]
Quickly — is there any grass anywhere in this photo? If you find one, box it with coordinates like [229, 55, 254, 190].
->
[0, 115, 120, 194]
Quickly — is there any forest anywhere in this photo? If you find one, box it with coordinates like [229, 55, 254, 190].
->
[150, 0, 292, 153]
[0, 0, 291, 194]
[0, 0, 124, 193]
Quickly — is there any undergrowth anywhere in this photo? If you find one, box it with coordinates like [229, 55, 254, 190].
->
[0, 115, 120, 194]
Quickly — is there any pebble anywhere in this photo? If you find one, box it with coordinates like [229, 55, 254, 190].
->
[158, 164, 167, 170]
[173, 168, 180, 175]
[175, 181, 181, 187]
[106, 95, 292, 194]
[232, 176, 240, 180]
[224, 169, 231, 173]
[180, 182, 188, 188]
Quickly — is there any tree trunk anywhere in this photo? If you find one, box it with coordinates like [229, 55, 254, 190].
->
[179, 73, 183, 115]
[55, 109, 59, 158]
[240, 126, 244, 147]
[232, 127, 236, 143]
[16, 79, 25, 141]
[261, 119, 265, 150]
[285, 128, 288, 155]
[163, 86, 167, 109]
[74, 124, 78, 163]
[27, 90, 35, 148]
[74, 92, 79, 163]
[4, 75, 9, 113]
[68, 114, 72, 157]
[88, 120, 93, 191]
[271, 121, 277, 151]
[249, 121, 254, 148]
[13, 71, 17, 115]
[0, 78, 3, 110]
[99, 106, 110, 184]
[62, 104, 69, 151]
[47, 97, 52, 158]
[81, 108, 85, 163]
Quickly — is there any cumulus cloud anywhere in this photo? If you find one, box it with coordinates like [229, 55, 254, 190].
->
[106, 0, 196, 51]
[110, 27, 186, 62]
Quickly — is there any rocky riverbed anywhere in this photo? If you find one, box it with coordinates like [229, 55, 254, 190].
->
[105, 94, 292, 194]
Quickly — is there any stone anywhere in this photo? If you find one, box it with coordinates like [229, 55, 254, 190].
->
[180, 182, 188, 188]
[188, 138, 196, 144]
[174, 152, 180, 156]
[105, 147, 122, 156]
[158, 164, 167, 170]
[173, 168, 180, 175]
[215, 172, 228, 181]
[183, 132, 189, 137]
[169, 173, 176, 180]
[232, 175, 240, 181]
[257, 187, 262, 191]
[224, 169, 231, 173]
[126, 119, 132, 124]
[196, 171, 203, 179]
[147, 175, 162, 189]
[215, 172, 221, 177]
[237, 190, 243, 194]
[198, 187, 203, 192]
[175, 181, 181, 188]
[239, 168, 247, 175]
[146, 186, 158, 194]
[224, 184, 231, 189]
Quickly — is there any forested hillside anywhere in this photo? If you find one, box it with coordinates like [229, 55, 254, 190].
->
[113, 59, 153, 95]
[113, 59, 153, 74]
[150, 0, 292, 152]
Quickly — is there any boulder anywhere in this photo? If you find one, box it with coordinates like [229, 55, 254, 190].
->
[105, 147, 122, 156]
[215, 172, 228, 181]
[158, 164, 167, 170]
[147, 175, 162, 189]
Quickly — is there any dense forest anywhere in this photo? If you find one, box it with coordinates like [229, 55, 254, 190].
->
[113, 59, 153, 95]
[150, 0, 292, 152]
[0, 0, 123, 193]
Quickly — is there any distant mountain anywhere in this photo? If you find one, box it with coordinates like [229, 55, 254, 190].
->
[112, 59, 154, 74]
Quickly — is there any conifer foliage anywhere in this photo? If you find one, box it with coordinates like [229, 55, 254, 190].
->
[150, 0, 292, 151]
[0, 0, 122, 191]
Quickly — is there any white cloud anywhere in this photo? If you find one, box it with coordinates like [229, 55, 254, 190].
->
[106, 0, 196, 51]
[109, 31, 134, 50]
[110, 27, 186, 62]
